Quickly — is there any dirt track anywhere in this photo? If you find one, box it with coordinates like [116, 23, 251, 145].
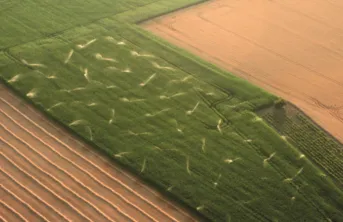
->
[0, 84, 198, 222]
[142, 0, 343, 143]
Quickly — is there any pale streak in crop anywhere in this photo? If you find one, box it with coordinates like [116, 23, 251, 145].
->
[140, 158, 147, 173]
[87, 102, 98, 107]
[120, 97, 145, 103]
[83, 68, 90, 82]
[104, 36, 116, 42]
[174, 120, 183, 133]
[140, 73, 156, 87]
[47, 75, 57, 79]
[106, 66, 118, 71]
[21, 59, 46, 68]
[86, 126, 93, 141]
[62, 87, 86, 93]
[217, 119, 223, 134]
[263, 152, 276, 167]
[152, 61, 175, 71]
[130, 50, 154, 58]
[295, 167, 304, 177]
[8, 74, 22, 83]
[47, 102, 64, 111]
[196, 205, 204, 211]
[201, 138, 206, 153]
[26, 88, 38, 98]
[60, 89, 72, 93]
[64, 49, 74, 64]
[252, 116, 263, 122]
[105, 37, 126, 45]
[69, 119, 87, 126]
[95, 53, 117, 63]
[151, 146, 162, 151]
[109, 109, 115, 124]
[145, 108, 170, 117]
[298, 154, 306, 159]
[114, 152, 131, 158]
[77, 38, 97, 49]
[169, 75, 193, 84]
[186, 157, 191, 175]
[106, 85, 117, 89]
[224, 157, 241, 164]
[71, 87, 86, 92]
[117, 41, 126, 45]
[121, 68, 131, 73]
[318, 171, 327, 178]
[214, 173, 221, 187]
[160, 92, 186, 100]
[186, 101, 200, 115]
[127, 130, 152, 136]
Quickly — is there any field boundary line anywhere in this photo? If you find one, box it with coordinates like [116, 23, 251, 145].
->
[0, 122, 154, 222]
[133, 0, 209, 24]
[0, 154, 90, 222]
[0, 200, 28, 222]
[123, 24, 275, 105]
[0, 97, 187, 222]
[1, 184, 49, 222]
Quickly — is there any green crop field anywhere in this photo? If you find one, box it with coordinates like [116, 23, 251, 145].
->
[258, 104, 343, 186]
[1, 0, 342, 221]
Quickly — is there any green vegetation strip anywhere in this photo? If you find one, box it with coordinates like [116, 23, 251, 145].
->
[1, 0, 342, 221]
[258, 105, 343, 186]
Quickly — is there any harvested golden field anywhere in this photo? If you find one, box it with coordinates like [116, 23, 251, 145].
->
[142, 0, 343, 143]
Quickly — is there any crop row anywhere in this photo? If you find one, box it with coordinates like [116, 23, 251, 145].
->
[261, 111, 343, 185]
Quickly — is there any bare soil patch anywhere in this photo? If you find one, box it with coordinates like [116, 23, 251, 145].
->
[0, 83, 198, 222]
[142, 0, 343, 143]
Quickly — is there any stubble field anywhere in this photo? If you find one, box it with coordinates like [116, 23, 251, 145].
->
[143, 0, 343, 143]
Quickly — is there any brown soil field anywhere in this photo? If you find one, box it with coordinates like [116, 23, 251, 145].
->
[0, 84, 199, 222]
[142, 0, 343, 143]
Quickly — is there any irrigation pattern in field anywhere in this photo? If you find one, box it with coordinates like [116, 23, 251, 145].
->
[1, 27, 343, 221]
